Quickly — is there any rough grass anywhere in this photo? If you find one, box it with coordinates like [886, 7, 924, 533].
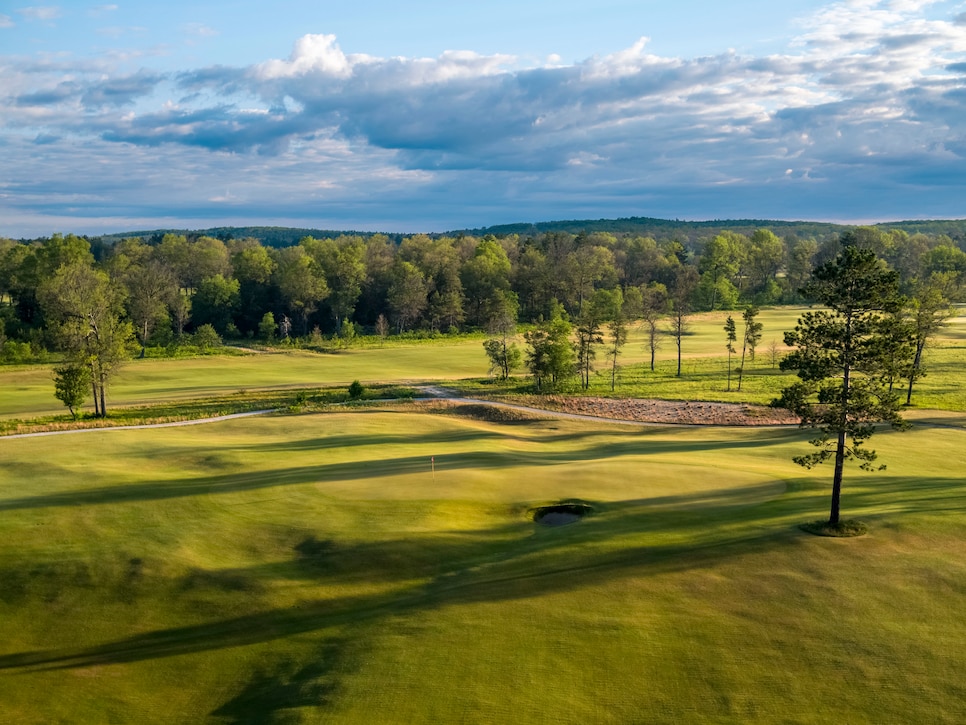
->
[3, 306, 963, 420]
[0, 384, 416, 436]
[0, 409, 964, 722]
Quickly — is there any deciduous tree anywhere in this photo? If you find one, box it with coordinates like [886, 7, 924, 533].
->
[39, 261, 132, 417]
[123, 260, 176, 357]
[903, 275, 953, 405]
[524, 301, 575, 391]
[387, 260, 428, 332]
[668, 267, 698, 377]
[482, 292, 521, 380]
[273, 246, 328, 335]
[724, 315, 737, 391]
[737, 305, 763, 392]
[53, 364, 90, 419]
[640, 283, 667, 372]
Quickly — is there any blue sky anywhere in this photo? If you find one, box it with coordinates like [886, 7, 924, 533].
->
[2, 0, 966, 237]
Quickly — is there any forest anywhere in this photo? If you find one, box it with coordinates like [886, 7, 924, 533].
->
[1, 225, 964, 408]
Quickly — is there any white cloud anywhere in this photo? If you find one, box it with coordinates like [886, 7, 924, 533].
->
[256, 34, 353, 79]
[96, 25, 147, 38]
[182, 22, 218, 38]
[3, 0, 966, 234]
[0, 14, 14, 28]
[17, 6, 61, 22]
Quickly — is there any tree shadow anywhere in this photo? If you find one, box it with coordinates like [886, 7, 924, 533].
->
[0, 480, 806, 673]
[210, 638, 352, 724]
[829, 476, 966, 517]
[0, 427, 804, 513]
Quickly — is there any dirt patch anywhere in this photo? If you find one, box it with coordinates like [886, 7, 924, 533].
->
[510, 395, 799, 426]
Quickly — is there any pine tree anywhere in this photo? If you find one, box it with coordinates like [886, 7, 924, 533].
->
[775, 243, 909, 527]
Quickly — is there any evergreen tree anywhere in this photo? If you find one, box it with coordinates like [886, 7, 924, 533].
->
[775, 243, 909, 526]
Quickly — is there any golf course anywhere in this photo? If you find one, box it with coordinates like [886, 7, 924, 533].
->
[1, 307, 965, 723]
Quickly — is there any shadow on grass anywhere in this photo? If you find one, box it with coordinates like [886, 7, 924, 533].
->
[2, 469, 963, 678]
[0, 481, 811, 673]
[4, 436, 960, 687]
[210, 638, 351, 723]
[827, 475, 966, 517]
[0, 427, 802, 513]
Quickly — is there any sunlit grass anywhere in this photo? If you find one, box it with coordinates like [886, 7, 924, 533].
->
[0, 409, 964, 722]
[3, 306, 963, 421]
[0, 384, 415, 436]
[0, 341, 487, 420]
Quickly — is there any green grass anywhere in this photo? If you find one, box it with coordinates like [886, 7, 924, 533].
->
[3, 306, 963, 420]
[462, 305, 966, 411]
[0, 305, 963, 721]
[0, 340, 487, 420]
[1, 406, 965, 722]
[0, 383, 415, 436]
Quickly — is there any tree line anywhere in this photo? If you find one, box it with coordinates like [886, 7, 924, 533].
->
[0, 226, 963, 414]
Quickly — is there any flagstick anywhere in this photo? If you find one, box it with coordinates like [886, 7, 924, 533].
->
[431, 456, 436, 483]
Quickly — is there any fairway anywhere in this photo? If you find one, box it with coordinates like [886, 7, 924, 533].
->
[1, 407, 965, 722]
[0, 341, 489, 420]
[4, 305, 963, 420]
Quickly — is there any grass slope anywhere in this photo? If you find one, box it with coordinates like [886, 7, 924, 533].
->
[1, 407, 964, 722]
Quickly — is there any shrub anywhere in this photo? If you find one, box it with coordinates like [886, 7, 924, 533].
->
[193, 324, 222, 351]
[1, 340, 35, 364]
[348, 380, 365, 399]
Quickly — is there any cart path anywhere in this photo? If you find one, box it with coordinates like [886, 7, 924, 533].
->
[4, 386, 962, 439]
[0, 409, 276, 439]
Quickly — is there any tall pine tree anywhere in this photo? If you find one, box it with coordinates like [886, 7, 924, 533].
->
[775, 242, 909, 527]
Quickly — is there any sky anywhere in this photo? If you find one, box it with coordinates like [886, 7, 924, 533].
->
[2, 0, 966, 237]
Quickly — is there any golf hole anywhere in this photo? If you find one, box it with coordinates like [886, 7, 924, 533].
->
[533, 503, 593, 527]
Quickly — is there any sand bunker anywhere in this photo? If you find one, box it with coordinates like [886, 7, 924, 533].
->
[534, 503, 593, 527]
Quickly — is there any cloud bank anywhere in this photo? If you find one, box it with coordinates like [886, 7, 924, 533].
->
[2, 0, 966, 235]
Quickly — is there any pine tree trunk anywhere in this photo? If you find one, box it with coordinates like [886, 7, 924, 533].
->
[830, 354, 852, 526]
[830, 429, 846, 525]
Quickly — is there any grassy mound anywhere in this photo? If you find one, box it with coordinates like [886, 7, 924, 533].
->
[799, 519, 869, 537]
